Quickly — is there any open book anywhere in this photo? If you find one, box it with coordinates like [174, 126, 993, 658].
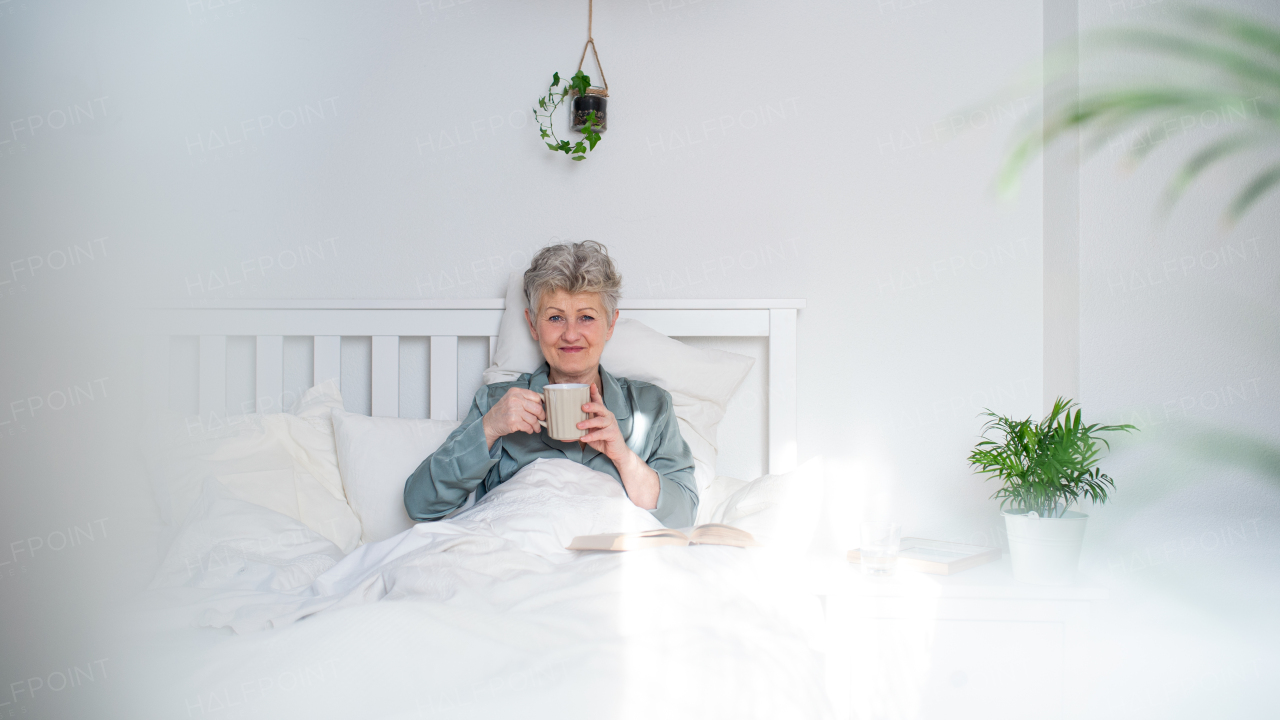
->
[567, 523, 758, 551]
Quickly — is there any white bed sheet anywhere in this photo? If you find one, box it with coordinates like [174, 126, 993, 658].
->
[132, 459, 833, 720]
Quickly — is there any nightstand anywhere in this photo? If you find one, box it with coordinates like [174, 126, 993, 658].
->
[820, 557, 1106, 720]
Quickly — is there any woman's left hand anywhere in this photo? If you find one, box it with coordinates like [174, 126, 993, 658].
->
[578, 383, 660, 511]
[578, 384, 631, 462]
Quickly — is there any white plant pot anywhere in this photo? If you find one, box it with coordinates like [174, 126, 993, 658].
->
[1002, 509, 1088, 585]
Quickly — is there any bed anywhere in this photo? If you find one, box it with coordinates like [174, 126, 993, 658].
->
[129, 293, 832, 720]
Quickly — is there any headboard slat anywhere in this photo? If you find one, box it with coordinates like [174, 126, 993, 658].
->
[371, 336, 399, 418]
[767, 309, 798, 475]
[198, 335, 227, 417]
[430, 336, 459, 421]
[314, 336, 341, 387]
[255, 335, 284, 413]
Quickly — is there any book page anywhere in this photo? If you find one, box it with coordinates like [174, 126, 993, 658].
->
[567, 529, 690, 551]
[637, 529, 688, 539]
[612, 533, 690, 551]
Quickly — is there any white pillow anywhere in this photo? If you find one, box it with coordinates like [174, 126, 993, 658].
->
[331, 409, 462, 544]
[139, 380, 362, 554]
[482, 271, 754, 498]
[710, 457, 824, 552]
[150, 479, 345, 592]
[484, 268, 543, 383]
[695, 475, 749, 526]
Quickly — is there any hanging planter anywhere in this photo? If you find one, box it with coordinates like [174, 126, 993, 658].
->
[571, 91, 607, 133]
[570, 28, 608, 133]
[532, 0, 608, 161]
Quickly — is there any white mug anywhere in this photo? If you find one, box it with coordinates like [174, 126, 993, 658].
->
[540, 384, 590, 441]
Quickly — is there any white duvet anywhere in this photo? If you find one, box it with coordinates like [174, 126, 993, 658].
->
[135, 459, 832, 720]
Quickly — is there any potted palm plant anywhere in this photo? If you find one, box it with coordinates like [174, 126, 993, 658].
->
[968, 398, 1135, 585]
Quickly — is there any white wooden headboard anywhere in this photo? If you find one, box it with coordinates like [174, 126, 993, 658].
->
[141, 299, 804, 474]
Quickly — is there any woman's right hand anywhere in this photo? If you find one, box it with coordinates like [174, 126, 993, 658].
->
[481, 388, 545, 448]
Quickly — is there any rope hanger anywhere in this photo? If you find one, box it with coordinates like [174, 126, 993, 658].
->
[576, 0, 608, 96]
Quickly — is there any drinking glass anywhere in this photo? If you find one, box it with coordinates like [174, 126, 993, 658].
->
[860, 522, 901, 576]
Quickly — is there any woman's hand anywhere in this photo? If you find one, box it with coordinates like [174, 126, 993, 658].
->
[481, 388, 545, 449]
[579, 384, 660, 510]
[577, 384, 629, 462]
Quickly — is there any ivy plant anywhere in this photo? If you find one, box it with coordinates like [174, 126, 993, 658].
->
[968, 398, 1136, 518]
[534, 70, 603, 161]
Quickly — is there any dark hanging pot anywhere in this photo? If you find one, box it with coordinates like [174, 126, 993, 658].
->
[571, 90, 607, 133]
[573, 91, 606, 132]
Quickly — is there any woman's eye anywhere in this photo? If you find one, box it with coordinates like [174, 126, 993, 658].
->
[580, 315, 594, 322]
[548, 315, 564, 323]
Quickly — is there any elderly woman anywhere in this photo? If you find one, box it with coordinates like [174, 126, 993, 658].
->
[404, 241, 698, 527]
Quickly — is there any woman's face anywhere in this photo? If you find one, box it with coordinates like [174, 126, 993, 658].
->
[525, 289, 618, 381]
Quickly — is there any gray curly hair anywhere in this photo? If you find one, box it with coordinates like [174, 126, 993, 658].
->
[523, 240, 622, 325]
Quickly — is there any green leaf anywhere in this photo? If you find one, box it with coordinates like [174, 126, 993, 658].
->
[538, 98, 546, 110]
[552, 72, 560, 87]
[996, 8, 1280, 220]
[1228, 162, 1280, 222]
[1091, 27, 1280, 90]
[1182, 6, 1280, 60]
[570, 70, 592, 97]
